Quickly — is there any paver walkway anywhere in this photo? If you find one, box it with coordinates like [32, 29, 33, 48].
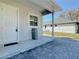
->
[8, 37, 79, 59]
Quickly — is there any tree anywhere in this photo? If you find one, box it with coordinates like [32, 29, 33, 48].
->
[59, 9, 79, 21]
[59, 12, 65, 18]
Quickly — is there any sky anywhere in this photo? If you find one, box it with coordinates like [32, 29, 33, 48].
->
[43, 0, 79, 22]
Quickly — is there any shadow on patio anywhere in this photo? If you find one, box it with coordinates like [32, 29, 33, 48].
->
[8, 37, 79, 59]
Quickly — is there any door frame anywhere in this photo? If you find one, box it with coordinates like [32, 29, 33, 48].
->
[17, 8, 19, 42]
[2, 2, 19, 44]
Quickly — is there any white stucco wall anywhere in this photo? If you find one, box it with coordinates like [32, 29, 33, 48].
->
[0, 1, 43, 58]
[0, 1, 43, 43]
[0, 0, 45, 59]
[18, 8, 42, 41]
[17, 3, 43, 42]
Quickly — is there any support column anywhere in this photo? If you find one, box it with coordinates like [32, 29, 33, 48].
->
[52, 12, 54, 37]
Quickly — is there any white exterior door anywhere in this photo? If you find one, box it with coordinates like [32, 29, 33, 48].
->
[0, 3, 18, 44]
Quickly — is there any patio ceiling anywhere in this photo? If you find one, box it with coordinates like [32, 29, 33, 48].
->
[28, 0, 61, 12]
[0, 0, 61, 15]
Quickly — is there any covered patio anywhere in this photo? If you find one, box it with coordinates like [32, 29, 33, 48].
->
[0, 0, 79, 59]
[0, 0, 61, 59]
[8, 37, 79, 59]
[0, 36, 53, 59]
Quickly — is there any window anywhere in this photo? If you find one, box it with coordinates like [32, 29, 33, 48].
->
[30, 15, 38, 26]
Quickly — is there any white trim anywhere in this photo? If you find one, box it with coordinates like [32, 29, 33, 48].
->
[17, 8, 19, 42]
[28, 13, 39, 28]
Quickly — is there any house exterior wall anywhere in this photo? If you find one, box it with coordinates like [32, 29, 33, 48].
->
[54, 23, 76, 33]
[0, 1, 43, 43]
[18, 8, 43, 42]
[43, 23, 76, 33]
[0, 1, 43, 58]
[43, 26, 52, 32]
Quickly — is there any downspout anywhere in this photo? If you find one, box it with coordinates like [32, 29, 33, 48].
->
[51, 11, 54, 37]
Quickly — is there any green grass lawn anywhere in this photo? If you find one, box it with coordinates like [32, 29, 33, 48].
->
[43, 31, 79, 39]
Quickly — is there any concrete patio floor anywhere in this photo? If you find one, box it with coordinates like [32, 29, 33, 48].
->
[0, 36, 53, 59]
[8, 37, 79, 59]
